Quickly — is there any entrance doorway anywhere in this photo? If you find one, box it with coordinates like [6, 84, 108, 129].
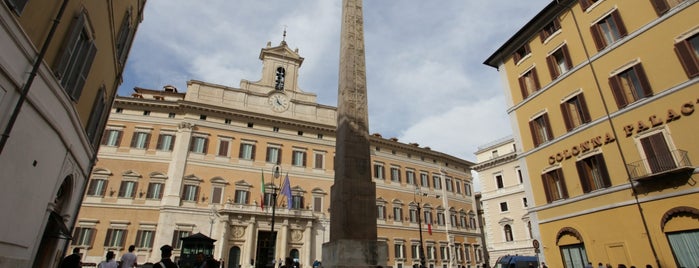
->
[255, 231, 277, 268]
[229, 246, 241, 268]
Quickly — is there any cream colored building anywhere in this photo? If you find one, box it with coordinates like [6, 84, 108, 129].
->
[485, 0, 699, 267]
[474, 137, 536, 267]
[0, 0, 144, 267]
[74, 40, 484, 268]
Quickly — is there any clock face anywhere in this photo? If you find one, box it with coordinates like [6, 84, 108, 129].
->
[268, 93, 290, 112]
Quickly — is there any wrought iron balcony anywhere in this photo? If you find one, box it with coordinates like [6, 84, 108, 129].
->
[626, 149, 694, 181]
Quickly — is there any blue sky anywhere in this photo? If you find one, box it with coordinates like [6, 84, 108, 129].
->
[119, 0, 551, 163]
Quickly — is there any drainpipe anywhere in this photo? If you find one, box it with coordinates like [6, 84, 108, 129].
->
[0, 0, 70, 154]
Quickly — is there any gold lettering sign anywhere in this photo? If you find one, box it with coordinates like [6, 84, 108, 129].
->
[548, 133, 615, 165]
[623, 99, 697, 137]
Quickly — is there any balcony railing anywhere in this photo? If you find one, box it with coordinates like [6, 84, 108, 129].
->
[626, 150, 694, 181]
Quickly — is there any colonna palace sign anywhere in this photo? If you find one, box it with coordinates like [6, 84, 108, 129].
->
[547, 98, 697, 165]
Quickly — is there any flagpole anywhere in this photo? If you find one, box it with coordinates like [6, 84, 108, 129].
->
[270, 165, 281, 267]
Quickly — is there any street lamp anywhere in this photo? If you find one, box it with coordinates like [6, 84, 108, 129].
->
[269, 165, 281, 267]
[414, 186, 427, 268]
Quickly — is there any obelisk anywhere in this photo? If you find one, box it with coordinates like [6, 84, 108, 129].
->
[322, 0, 387, 267]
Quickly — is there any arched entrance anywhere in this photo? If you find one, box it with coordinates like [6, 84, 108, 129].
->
[661, 206, 699, 268]
[290, 249, 299, 263]
[556, 227, 590, 268]
[32, 176, 75, 268]
[228, 246, 241, 268]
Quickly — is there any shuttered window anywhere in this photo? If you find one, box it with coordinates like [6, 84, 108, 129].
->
[266, 147, 281, 164]
[542, 169, 568, 203]
[292, 150, 307, 167]
[547, 44, 573, 80]
[146, 182, 163, 199]
[640, 132, 676, 173]
[609, 64, 652, 108]
[217, 139, 230, 157]
[156, 134, 176, 151]
[190, 136, 209, 154]
[85, 87, 107, 147]
[674, 33, 699, 78]
[118, 181, 138, 199]
[561, 93, 591, 131]
[53, 12, 97, 101]
[579, 0, 601, 10]
[513, 44, 531, 63]
[529, 113, 554, 147]
[115, 9, 135, 65]
[72, 227, 95, 246]
[130, 132, 150, 149]
[590, 10, 627, 51]
[102, 129, 123, 146]
[518, 68, 541, 99]
[650, 0, 687, 16]
[540, 18, 561, 42]
[87, 178, 108, 197]
[239, 143, 256, 160]
[104, 228, 127, 248]
[576, 154, 611, 193]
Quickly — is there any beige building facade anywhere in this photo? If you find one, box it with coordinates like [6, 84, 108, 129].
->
[474, 137, 536, 267]
[74, 40, 484, 268]
[0, 0, 145, 267]
[485, 0, 699, 267]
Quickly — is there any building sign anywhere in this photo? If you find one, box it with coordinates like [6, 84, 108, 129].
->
[622, 100, 695, 137]
[548, 133, 616, 165]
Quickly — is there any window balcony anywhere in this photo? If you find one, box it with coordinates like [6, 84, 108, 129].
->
[626, 150, 694, 181]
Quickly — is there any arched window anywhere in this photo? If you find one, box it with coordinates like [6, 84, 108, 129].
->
[275, 67, 285, 90]
[504, 224, 513, 242]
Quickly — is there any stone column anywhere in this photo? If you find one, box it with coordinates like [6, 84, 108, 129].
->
[280, 219, 289, 260]
[246, 218, 257, 268]
[322, 0, 386, 267]
[217, 215, 230, 262]
[302, 221, 312, 267]
[162, 122, 194, 206]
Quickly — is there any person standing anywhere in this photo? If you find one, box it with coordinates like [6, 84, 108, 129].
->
[153, 245, 178, 268]
[59, 248, 82, 268]
[98, 251, 118, 268]
[120, 245, 138, 268]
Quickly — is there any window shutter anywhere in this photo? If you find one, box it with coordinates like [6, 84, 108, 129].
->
[539, 30, 547, 43]
[169, 136, 176, 151]
[87, 179, 97, 195]
[190, 138, 196, 152]
[576, 161, 591, 193]
[518, 76, 529, 99]
[634, 64, 653, 98]
[54, 14, 85, 79]
[650, 0, 670, 16]
[557, 169, 569, 199]
[547, 54, 558, 80]
[265, 147, 271, 162]
[238, 144, 244, 158]
[101, 130, 109, 145]
[156, 134, 163, 150]
[116, 131, 123, 147]
[132, 182, 139, 199]
[72, 227, 81, 245]
[203, 138, 209, 154]
[135, 230, 142, 247]
[70, 41, 97, 101]
[245, 191, 250, 204]
[542, 174, 552, 203]
[543, 113, 554, 142]
[251, 145, 256, 160]
[579, 94, 591, 123]
[219, 140, 228, 156]
[611, 10, 628, 37]
[595, 154, 611, 188]
[100, 180, 109, 196]
[212, 187, 222, 204]
[532, 68, 541, 90]
[104, 229, 113, 246]
[675, 39, 699, 77]
[86, 88, 105, 143]
[130, 133, 138, 148]
[118, 181, 127, 197]
[579, 0, 591, 11]
[158, 183, 164, 199]
[144, 133, 151, 149]
[302, 152, 307, 167]
[562, 44, 573, 70]
[608, 76, 628, 108]
[194, 186, 200, 202]
[590, 25, 605, 51]
[89, 228, 96, 246]
[529, 120, 540, 147]
[561, 102, 573, 131]
[171, 231, 178, 248]
[513, 52, 521, 63]
[120, 230, 128, 247]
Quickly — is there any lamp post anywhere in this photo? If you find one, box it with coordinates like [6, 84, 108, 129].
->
[270, 165, 281, 267]
[415, 187, 427, 268]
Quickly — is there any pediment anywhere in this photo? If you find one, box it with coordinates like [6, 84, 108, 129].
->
[149, 172, 167, 180]
[122, 170, 141, 178]
[260, 41, 304, 64]
[498, 217, 514, 225]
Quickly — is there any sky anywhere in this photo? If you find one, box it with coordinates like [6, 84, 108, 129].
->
[119, 0, 551, 164]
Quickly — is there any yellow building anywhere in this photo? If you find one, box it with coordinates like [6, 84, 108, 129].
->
[74, 40, 484, 268]
[0, 0, 145, 267]
[485, 0, 699, 267]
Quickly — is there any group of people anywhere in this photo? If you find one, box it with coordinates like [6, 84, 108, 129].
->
[59, 245, 138, 268]
[585, 262, 655, 268]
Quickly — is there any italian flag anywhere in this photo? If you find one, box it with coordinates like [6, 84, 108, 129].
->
[260, 169, 265, 211]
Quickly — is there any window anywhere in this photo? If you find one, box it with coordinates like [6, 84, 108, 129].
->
[427, 245, 436, 260]
[542, 169, 569, 203]
[314, 152, 324, 169]
[135, 230, 155, 249]
[547, 44, 573, 79]
[445, 177, 453, 192]
[115, 9, 134, 65]
[168, 113, 175, 118]
[172, 230, 190, 249]
[513, 44, 531, 63]
[424, 210, 433, 224]
[409, 206, 418, 223]
[156, 133, 176, 151]
[118, 181, 138, 199]
[217, 138, 230, 157]
[561, 93, 591, 131]
[292, 150, 307, 167]
[465, 182, 472, 196]
[182, 184, 199, 202]
[234, 190, 249, 204]
[87, 178, 108, 197]
[72, 227, 95, 246]
[504, 225, 514, 242]
[104, 228, 127, 248]
[200, 114, 207, 120]
[291, 195, 304, 209]
[130, 131, 150, 149]
[406, 170, 416, 185]
[146, 182, 164, 199]
[465, 245, 471, 262]
[500, 202, 509, 212]
[189, 136, 209, 154]
[576, 154, 612, 193]
[667, 230, 699, 268]
[591, 10, 628, 51]
[530, 113, 554, 147]
[469, 215, 477, 229]
[239, 143, 256, 160]
[460, 214, 467, 228]
[450, 213, 457, 227]
[54, 12, 97, 101]
[651, 0, 688, 16]
[211, 187, 223, 204]
[518, 68, 541, 99]
[390, 167, 401, 182]
[85, 87, 107, 147]
[116, 108, 123, 113]
[394, 243, 406, 259]
[492, 150, 499, 158]
[377, 203, 386, 220]
[516, 167, 524, 183]
[496, 174, 504, 189]
[579, 0, 601, 10]
[374, 163, 385, 180]
[225, 119, 232, 124]
[455, 179, 462, 194]
[523, 197, 529, 208]
[102, 129, 123, 147]
[437, 211, 445, 226]
[420, 172, 429, 187]
[314, 196, 323, 212]
[266, 146, 282, 164]
[440, 245, 449, 261]
[561, 244, 590, 268]
[675, 33, 699, 78]
[411, 244, 421, 259]
[640, 132, 677, 173]
[317, 133, 323, 139]
[540, 18, 561, 42]
[143, 110, 150, 116]
[433, 175, 442, 190]
[609, 63, 653, 108]
[275, 67, 285, 90]
[393, 206, 403, 222]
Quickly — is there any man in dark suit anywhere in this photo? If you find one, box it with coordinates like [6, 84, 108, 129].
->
[59, 248, 82, 268]
[153, 245, 178, 268]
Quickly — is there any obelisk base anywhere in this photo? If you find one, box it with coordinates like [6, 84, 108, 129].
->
[322, 239, 387, 268]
